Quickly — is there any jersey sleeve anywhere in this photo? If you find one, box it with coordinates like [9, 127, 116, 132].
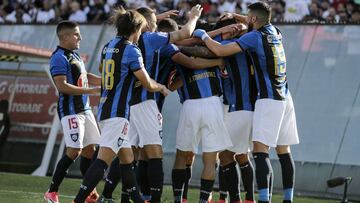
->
[146, 32, 170, 49]
[50, 54, 68, 77]
[127, 45, 144, 72]
[236, 31, 259, 51]
[160, 44, 180, 59]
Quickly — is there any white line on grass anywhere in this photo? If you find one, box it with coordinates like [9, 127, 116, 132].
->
[0, 189, 75, 199]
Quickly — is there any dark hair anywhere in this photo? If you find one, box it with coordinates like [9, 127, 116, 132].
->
[158, 18, 179, 32]
[110, 7, 146, 38]
[56, 21, 78, 37]
[248, 1, 271, 23]
[213, 18, 237, 30]
[195, 19, 213, 31]
[136, 7, 155, 21]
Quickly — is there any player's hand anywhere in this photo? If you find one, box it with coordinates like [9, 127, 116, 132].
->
[219, 12, 234, 21]
[219, 12, 247, 23]
[160, 85, 171, 96]
[87, 87, 101, 94]
[218, 23, 241, 35]
[167, 69, 177, 88]
[156, 10, 179, 21]
[193, 29, 209, 41]
[218, 59, 225, 70]
[189, 4, 203, 19]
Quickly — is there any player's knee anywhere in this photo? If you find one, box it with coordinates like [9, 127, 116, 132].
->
[144, 144, 163, 159]
[118, 148, 134, 164]
[253, 141, 270, 153]
[235, 153, 249, 165]
[81, 144, 96, 158]
[276, 145, 291, 154]
[219, 150, 235, 166]
[66, 148, 82, 160]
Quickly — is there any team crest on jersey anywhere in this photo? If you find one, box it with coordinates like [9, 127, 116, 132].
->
[117, 137, 124, 147]
[70, 133, 79, 142]
[159, 130, 163, 139]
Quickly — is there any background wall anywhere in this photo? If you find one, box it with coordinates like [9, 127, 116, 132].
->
[0, 24, 359, 200]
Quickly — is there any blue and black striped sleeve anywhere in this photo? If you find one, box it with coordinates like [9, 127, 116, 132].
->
[127, 45, 144, 72]
[236, 31, 258, 51]
[50, 54, 68, 77]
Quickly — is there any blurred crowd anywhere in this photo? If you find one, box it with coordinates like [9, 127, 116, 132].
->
[0, 0, 360, 24]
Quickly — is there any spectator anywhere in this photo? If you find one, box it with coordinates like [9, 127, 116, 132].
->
[0, 8, 6, 23]
[36, 0, 55, 23]
[284, 0, 310, 22]
[271, 0, 285, 22]
[5, 4, 31, 23]
[351, 8, 360, 22]
[87, 0, 107, 23]
[68, 1, 87, 23]
[303, 2, 324, 22]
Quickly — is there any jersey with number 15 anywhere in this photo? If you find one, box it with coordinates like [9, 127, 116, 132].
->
[97, 37, 144, 121]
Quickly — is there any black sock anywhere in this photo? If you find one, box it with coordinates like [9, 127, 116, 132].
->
[49, 155, 74, 192]
[138, 160, 150, 197]
[74, 159, 108, 203]
[279, 153, 295, 202]
[199, 179, 214, 203]
[80, 156, 92, 177]
[222, 162, 240, 202]
[239, 161, 255, 201]
[218, 166, 227, 200]
[172, 169, 186, 203]
[183, 165, 192, 200]
[121, 163, 142, 203]
[147, 158, 164, 203]
[253, 152, 272, 202]
[102, 157, 121, 199]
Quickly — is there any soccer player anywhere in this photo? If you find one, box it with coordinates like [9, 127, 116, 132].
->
[72, 7, 169, 203]
[44, 20, 101, 203]
[193, 2, 299, 203]
[126, 5, 202, 203]
[162, 42, 232, 203]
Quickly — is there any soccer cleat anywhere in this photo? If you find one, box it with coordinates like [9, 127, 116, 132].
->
[44, 191, 59, 203]
[217, 200, 227, 203]
[85, 189, 99, 203]
[96, 196, 115, 203]
[244, 200, 256, 203]
[182, 198, 188, 203]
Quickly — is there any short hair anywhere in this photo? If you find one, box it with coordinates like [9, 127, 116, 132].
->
[158, 18, 178, 32]
[56, 21, 78, 38]
[136, 7, 155, 21]
[110, 7, 146, 38]
[248, 1, 271, 23]
[195, 19, 213, 32]
[213, 18, 237, 30]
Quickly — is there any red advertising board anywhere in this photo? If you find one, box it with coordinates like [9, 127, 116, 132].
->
[0, 75, 99, 142]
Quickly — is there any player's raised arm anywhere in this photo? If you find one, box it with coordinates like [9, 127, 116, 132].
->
[169, 4, 203, 43]
[193, 29, 243, 57]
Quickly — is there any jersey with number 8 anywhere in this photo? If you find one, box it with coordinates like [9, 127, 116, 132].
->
[97, 37, 144, 121]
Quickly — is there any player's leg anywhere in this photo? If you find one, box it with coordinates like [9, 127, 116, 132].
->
[182, 152, 195, 203]
[134, 100, 164, 203]
[276, 146, 294, 203]
[136, 148, 151, 201]
[73, 117, 129, 203]
[219, 150, 241, 203]
[118, 146, 143, 203]
[235, 153, 255, 203]
[199, 151, 218, 203]
[98, 156, 121, 202]
[172, 149, 189, 203]
[45, 114, 85, 203]
[252, 142, 271, 203]
[276, 92, 299, 203]
[218, 163, 228, 203]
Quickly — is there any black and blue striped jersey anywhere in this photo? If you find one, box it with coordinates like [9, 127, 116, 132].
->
[129, 31, 170, 105]
[236, 24, 288, 100]
[50, 46, 90, 118]
[97, 37, 143, 121]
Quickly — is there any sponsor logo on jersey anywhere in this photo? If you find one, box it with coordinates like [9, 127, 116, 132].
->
[103, 47, 120, 54]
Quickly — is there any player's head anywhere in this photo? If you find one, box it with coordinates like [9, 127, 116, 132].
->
[213, 18, 244, 39]
[56, 21, 81, 50]
[136, 7, 157, 32]
[247, 1, 271, 30]
[158, 18, 178, 32]
[110, 6, 146, 43]
[195, 19, 213, 31]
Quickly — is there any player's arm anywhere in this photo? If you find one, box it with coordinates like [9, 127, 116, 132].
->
[168, 76, 183, 91]
[171, 52, 223, 69]
[87, 72, 101, 86]
[193, 29, 243, 57]
[134, 68, 170, 96]
[220, 13, 247, 23]
[207, 23, 242, 38]
[156, 10, 179, 22]
[169, 4, 202, 43]
[179, 46, 217, 58]
[53, 75, 100, 95]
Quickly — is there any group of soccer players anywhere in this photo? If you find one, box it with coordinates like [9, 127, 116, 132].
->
[44, 1, 299, 203]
